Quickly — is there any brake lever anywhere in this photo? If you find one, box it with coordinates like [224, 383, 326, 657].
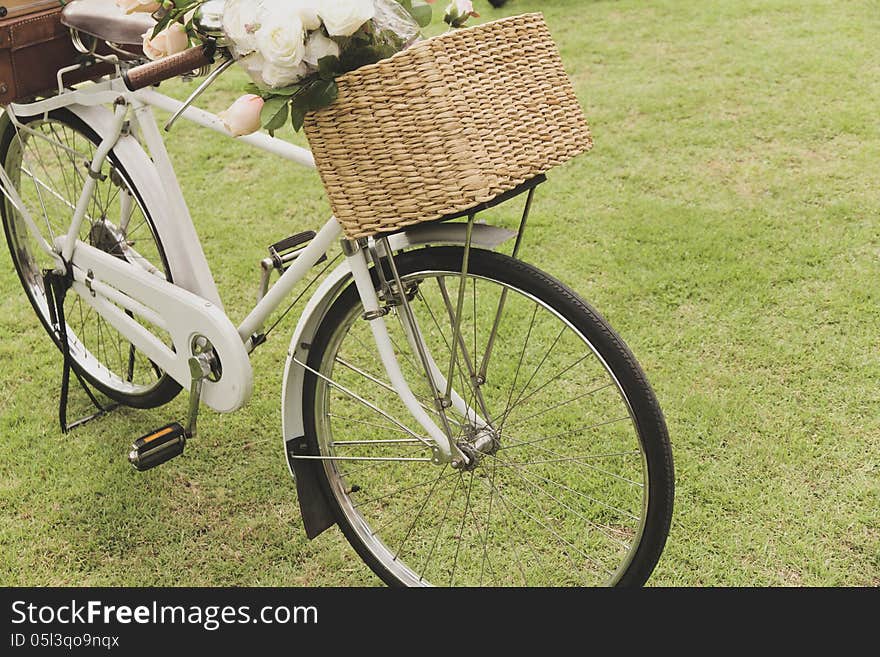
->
[163, 55, 236, 132]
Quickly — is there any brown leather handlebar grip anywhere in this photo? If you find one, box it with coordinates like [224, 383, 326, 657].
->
[123, 44, 215, 91]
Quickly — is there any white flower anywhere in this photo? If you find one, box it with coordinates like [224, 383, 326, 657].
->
[261, 60, 310, 87]
[283, 0, 322, 31]
[254, 3, 307, 87]
[448, 0, 476, 14]
[142, 22, 189, 60]
[256, 6, 305, 65]
[318, 0, 375, 37]
[222, 0, 263, 55]
[218, 94, 264, 137]
[238, 45, 309, 88]
[116, 0, 160, 14]
[238, 51, 268, 84]
[303, 30, 340, 68]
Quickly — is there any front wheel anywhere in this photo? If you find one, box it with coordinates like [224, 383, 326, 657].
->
[302, 247, 674, 586]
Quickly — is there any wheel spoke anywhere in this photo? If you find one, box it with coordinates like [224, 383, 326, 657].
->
[500, 438, 645, 488]
[501, 416, 632, 450]
[353, 468, 454, 510]
[502, 382, 614, 430]
[419, 471, 459, 582]
[294, 356, 432, 447]
[485, 451, 637, 547]
[449, 471, 475, 586]
[484, 464, 613, 578]
[499, 302, 538, 429]
[393, 465, 450, 561]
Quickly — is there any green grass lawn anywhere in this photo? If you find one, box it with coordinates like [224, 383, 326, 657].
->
[1, 0, 878, 586]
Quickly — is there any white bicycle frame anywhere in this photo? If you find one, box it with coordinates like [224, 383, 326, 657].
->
[1, 73, 511, 465]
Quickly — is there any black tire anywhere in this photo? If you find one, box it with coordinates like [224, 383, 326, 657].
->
[0, 108, 181, 409]
[303, 246, 674, 586]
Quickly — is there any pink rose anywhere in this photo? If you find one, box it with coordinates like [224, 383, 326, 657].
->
[219, 94, 265, 137]
[444, 0, 479, 28]
[116, 0, 161, 14]
[142, 22, 190, 60]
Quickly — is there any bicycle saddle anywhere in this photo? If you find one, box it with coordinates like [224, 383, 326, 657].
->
[61, 0, 156, 46]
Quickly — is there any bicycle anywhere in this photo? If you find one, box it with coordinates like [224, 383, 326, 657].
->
[0, 0, 674, 587]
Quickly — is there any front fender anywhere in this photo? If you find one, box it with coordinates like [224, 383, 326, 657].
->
[281, 221, 515, 539]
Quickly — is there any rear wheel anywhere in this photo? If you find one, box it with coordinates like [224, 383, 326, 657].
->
[0, 109, 180, 409]
[303, 247, 674, 586]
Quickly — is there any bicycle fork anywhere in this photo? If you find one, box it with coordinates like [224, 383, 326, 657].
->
[342, 235, 494, 469]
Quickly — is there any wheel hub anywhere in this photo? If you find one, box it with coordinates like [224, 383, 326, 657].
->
[456, 427, 500, 470]
[88, 219, 127, 259]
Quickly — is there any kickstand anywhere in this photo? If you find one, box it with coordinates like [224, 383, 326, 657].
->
[43, 269, 118, 434]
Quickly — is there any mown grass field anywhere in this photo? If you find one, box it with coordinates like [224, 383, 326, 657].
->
[1, 0, 878, 586]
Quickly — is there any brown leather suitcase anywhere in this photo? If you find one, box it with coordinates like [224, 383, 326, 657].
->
[0, 3, 113, 104]
[0, 1, 60, 19]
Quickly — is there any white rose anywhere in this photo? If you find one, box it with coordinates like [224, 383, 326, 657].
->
[236, 51, 308, 88]
[116, 0, 160, 14]
[218, 94, 264, 137]
[261, 60, 310, 88]
[256, 7, 305, 67]
[303, 30, 340, 68]
[222, 0, 263, 55]
[264, 0, 321, 31]
[142, 22, 189, 61]
[318, 0, 375, 37]
[238, 51, 268, 84]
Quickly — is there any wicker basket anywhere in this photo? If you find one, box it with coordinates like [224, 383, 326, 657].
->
[303, 13, 592, 239]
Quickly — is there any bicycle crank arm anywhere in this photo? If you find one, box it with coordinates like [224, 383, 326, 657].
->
[129, 353, 215, 471]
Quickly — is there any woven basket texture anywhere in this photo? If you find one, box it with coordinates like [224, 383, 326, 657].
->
[304, 13, 592, 239]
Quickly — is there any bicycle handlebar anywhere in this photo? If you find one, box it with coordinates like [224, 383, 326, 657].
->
[123, 44, 216, 92]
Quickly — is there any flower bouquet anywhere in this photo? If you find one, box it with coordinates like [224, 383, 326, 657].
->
[124, 0, 480, 136]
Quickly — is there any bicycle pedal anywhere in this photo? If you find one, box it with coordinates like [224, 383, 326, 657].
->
[128, 422, 186, 471]
[268, 230, 326, 271]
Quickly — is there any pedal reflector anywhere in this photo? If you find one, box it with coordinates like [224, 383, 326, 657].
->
[129, 422, 186, 471]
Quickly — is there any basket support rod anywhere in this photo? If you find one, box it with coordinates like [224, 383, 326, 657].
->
[444, 215, 475, 403]
[478, 186, 536, 382]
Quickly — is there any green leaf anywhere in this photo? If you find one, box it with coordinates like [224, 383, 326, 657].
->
[268, 84, 304, 97]
[409, 2, 433, 28]
[297, 79, 339, 113]
[261, 96, 290, 135]
[261, 95, 288, 120]
[151, 1, 202, 38]
[317, 55, 341, 80]
[151, 14, 173, 38]
[290, 106, 306, 133]
[339, 43, 396, 72]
